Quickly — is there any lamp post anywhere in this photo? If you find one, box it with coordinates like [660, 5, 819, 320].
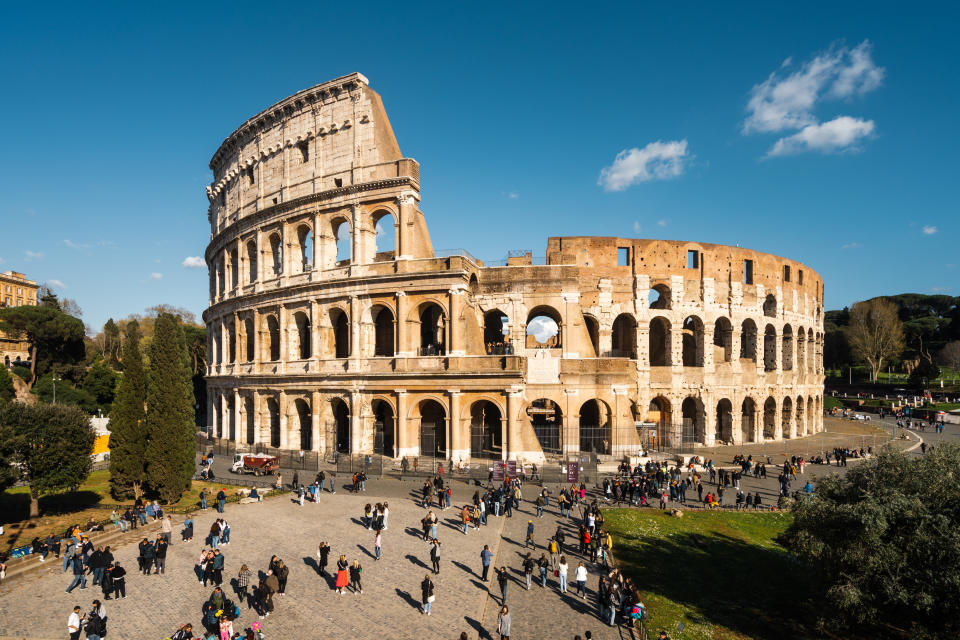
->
[52, 374, 61, 404]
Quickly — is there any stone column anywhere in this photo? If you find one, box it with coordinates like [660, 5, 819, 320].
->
[396, 391, 413, 458]
[206, 392, 215, 437]
[310, 299, 321, 360]
[561, 292, 580, 358]
[448, 287, 465, 356]
[637, 324, 649, 369]
[233, 388, 241, 442]
[349, 296, 360, 365]
[311, 390, 321, 453]
[253, 391, 262, 445]
[278, 391, 288, 449]
[313, 212, 322, 274]
[396, 194, 415, 259]
[702, 392, 716, 446]
[563, 388, 579, 456]
[278, 306, 288, 373]
[395, 292, 408, 356]
[703, 323, 715, 374]
[449, 391, 465, 464]
[507, 390, 523, 461]
[350, 390, 362, 454]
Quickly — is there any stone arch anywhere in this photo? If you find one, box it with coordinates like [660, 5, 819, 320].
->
[470, 400, 502, 459]
[682, 316, 704, 367]
[648, 284, 671, 310]
[796, 394, 805, 437]
[266, 315, 280, 361]
[246, 239, 257, 283]
[417, 399, 447, 458]
[647, 396, 672, 446]
[266, 396, 280, 448]
[296, 224, 313, 273]
[372, 397, 395, 457]
[807, 328, 815, 372]
[332, 216, 351, 265]
[293, 311, 311, 360]
[526, 305, 562, 349]
[579, 399, 612, 455]
[227, 320, 236, 363]
[268, 232, 282, 277]
[741, 397, 756, 443]
[329, 307, 350, 358]
[582, 313, 600, 358]
[782, 324, 794, 371]
[331, 397, 350, 453]
[483, 309, 510, 353]
[244, 317, 255, 362]
[528, 398, 562, 455]
[763, 324, 777, 371]
[713, 317, 733, 363]
[763, 396, 777, 439]
[715, 399, 733, 443]
[807, 396, 815, 434]
[763, 294, 777, 318]
[372, 209, 397, 259]
[369, 304, 395, 357]
[417, 301, 447, 355]
[649, 316, 671, 366]
[796, 326, 806, 373]
[740, 318, 758, 361]
[781, 396, 793, 439]
[244, 396, 255, 444]
[295, 398, 311, 450]
[681, 396, 706, 444]
[229, 247, 239, 289]
[611, 313, 637, 358]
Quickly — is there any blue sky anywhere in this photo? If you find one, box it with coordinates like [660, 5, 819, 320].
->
[0, 2, 956, 332]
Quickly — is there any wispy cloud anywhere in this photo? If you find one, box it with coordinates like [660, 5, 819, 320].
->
[24, 250, 44, 261]
[922, 225, 937, 235]
[598, 140, 691, 191]
[632, 221, 642, 234]
[508, 192, 519, 199]
[182, 256, 205, 269]
[657, 219, 667, 227]
[743, 40, 883, 157]
[931, 286, 952, 292]
[63, 239, 91, 249]
[841, 242, 860, 249]
[149, 272, 163, 280]
[48, 279, 66, 289]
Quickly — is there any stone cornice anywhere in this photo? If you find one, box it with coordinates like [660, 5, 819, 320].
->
[209, 72, 368, 172]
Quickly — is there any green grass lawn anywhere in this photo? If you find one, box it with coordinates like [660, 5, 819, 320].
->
[604, 509, 812, 640]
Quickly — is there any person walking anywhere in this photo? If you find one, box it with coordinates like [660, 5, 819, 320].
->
[217, 488, 226, 514]
[349, 559, 363, 594]
[374, 530, 382, 561]
[537, 553, 549, 587]
[497, 605, 511, 640]
[161, 515, 173, 544]
[497, 566, 509, 603]
[460, 505, 471, 535]
[525, 520, 535, 549]
[263, 570, 279, 617]
[66, 551, 87, 593]
[522, 553, 534, 590]
[237, 564, 252, 603]
[317, 542, 330, 576]
[335, 555, 349, 594]
[420, 574, 435, 615]
[575, 561, 588, 598]
[557, 556, 569, 593]
[212, 549, 225, 586]
[480, 544, 493, 581]
[154, 535, 168, 575]
[110, 562, 126, 599]
[430, 539, 441, 574]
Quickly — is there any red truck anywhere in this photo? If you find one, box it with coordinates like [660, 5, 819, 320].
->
[231, 453, 279, 476]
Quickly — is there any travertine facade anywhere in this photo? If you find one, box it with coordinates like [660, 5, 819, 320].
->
[203, 73, 824, 464]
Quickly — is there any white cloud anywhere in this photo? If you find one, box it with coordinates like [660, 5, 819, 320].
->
[767, 116, 875, 157]
[149, 272, 163, 280]
[63, 239, 91, 249]
[931, 286, 951, 292]
[24, 250, 43, 261]
[48, 279, 66, 289]
[526, 316, 559, 343]
[508, 192, 519, 199]
[182, 256, 205, 269]
[743, 40, 883, 134]
[598, 140, 690, 191]
[922, 225, 937, 235]
[632, 221, 642, 234]
[657, 219, 667, 227]
[841, 242, 860, 249]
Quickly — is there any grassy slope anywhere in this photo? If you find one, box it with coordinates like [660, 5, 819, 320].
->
[604, 509, 810, 640]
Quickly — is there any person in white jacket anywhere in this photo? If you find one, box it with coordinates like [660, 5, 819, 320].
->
[575, 561, 588, 598]
[557, 556, 569, 593]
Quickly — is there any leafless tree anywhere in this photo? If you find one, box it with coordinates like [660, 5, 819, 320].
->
[847, 298, 905, 382]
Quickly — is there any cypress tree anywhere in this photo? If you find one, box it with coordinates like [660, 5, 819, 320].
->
[108, 321, 147, 499]
[144, 312, 196, 502]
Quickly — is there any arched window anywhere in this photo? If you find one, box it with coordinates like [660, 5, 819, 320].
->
[332, 398, 350, 453]
[681, 397, 705, 444]
[244, 396, 255, 444]
[371, 306, 394, 357]
[483, 310, 510, 354]
[648, 284, 671, 310]
[649, 317, 671, 366]
[244, 317, 255, 363]
[269, 233, 282, 276]
[329, 308, 350, 358]
[763, 324, 777, 371]
[715, 399, 733, 443]
[611, 314, 637, 358]
[418, 400, 447, 458]
[713, 317, 733, 363]
[782, 324, 794, 371]
[216, 259, 225, 296]
[528, 399, 562, 455]
[647, 397, 671, 447]
[583, 314, 599, 358]
[682, 316, 704, 367]
[741, 398, 756, 443]
[334, 219, 351, 264]
[470, 400, 502, 459]
[763, 397, 777, 439]
[294, 312, 311, 360]
[781, 396, 793, 439]
[267, 397, 280, 448]
[796, 395, 806, 436]
[229, 248, 238, 289]
[740, 319, 758, 361]
[372, 399, 395, 457]
[807, 397, 815, 433]
[267, 316, 280, 361]
[227, 321, 236, 363]
[418, 303, 446, 356]
[796, 327, 806, 373]
[373, 210, 396, 259]
[808, 328, 815, 372]
[763, 294, 777, 318]
[525, 306, 561, 349]
[295, 398, 311, 450]
[579, 399, 611, 455]
[297, 225, 313, 273]
[246, 240, 258, 283]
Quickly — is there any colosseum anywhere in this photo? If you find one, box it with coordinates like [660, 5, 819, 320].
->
[202, 72, 825, 466]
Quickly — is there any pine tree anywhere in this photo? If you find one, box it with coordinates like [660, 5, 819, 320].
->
[108, 321, 147, 499]
[144, 313, 196, 502]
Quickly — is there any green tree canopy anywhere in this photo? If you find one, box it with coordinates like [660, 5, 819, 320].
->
[0, 305, 85, 389]
[108, 320, 148, 499]
[783, 444, 960, 637]
[144, 313, 196, 502]
[1, 401, 95, 517]
[0, 365, 14, 403]
[82, 359, 118, 413]
[31, 373, 97, 413]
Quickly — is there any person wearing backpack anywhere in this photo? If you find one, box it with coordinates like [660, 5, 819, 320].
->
[548, 537, 559, 569]
[537, 553, 550, 587]
[522, 553, 534, 590]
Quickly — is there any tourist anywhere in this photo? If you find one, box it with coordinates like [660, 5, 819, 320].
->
[349, 559, 363, 594]
[575, 561, 588, 597]
[237, 564, 252, 602]
[109, 561, 126, 599]
[430, 538, 441, 574]
[480, 544, 493, 581]
[382, 502, 390, 529]
[335, 555, 349, 594]
[66, 550, 87, 593]
[497, 566, 509, 603]
[522, 553, 534, 590]
[525, 520, 535, 548]
[374, 530, 382, 561]
[497, 604, 511, 640]
[263, 569, 279, 615]
[218, 615, 233, 640]
[276, 559, 288, 596]
[461, 505, 471, 534]
[317, 542, 330, 576]
[68, 606, 84, 640]
[421, 573, 435, 615]
[557, 555, 569, 593]
[209, 522, 220, 549]
[154, 534, 169, 574]
[183, 514, 195, 542]
[213, 549, 225, 586]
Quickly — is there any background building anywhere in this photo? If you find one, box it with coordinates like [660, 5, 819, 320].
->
[0, 271, 38, 366]
[203, 73, 825, 465]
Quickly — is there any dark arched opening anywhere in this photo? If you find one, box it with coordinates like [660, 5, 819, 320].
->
[419, 400, 447, 458]
[579, 399, 611, 455]
[470, 401, 502, 459]
[649, 317, 671, 366]
[528, 399, 562, 455]
[372, 399, 395, 458]
[611, 314, 637, 358]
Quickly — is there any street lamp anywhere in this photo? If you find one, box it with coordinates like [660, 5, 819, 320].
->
[51, 374, 61, 404]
